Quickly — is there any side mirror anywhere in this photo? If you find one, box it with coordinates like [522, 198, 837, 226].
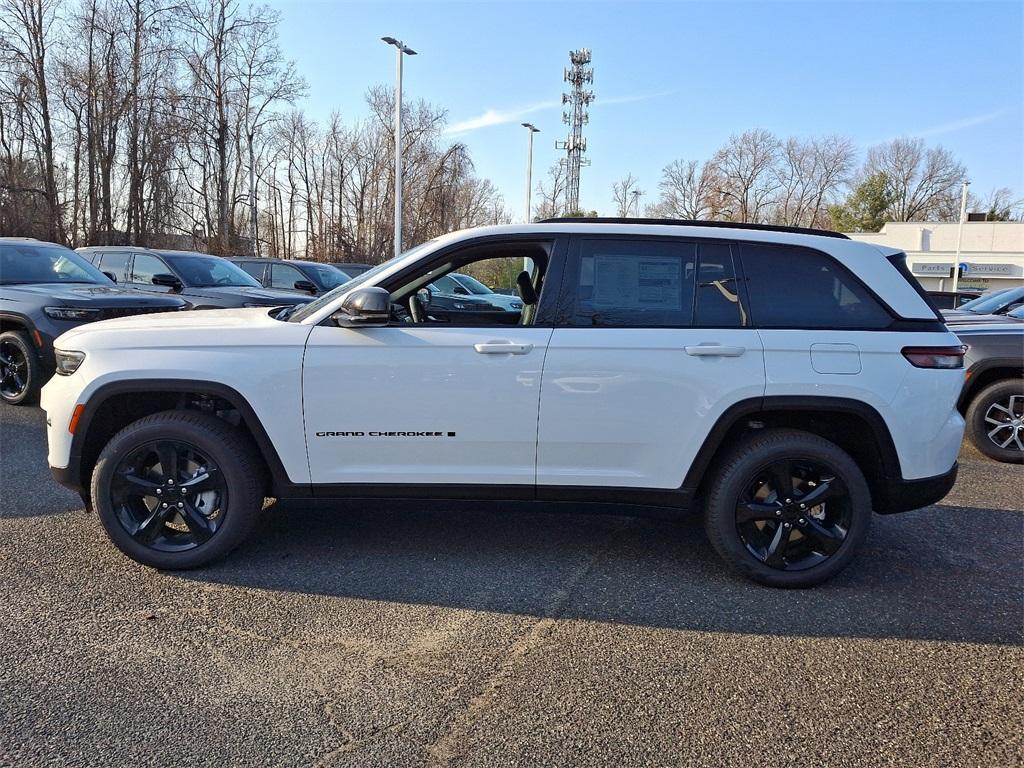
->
[453, 284, 468, 295]
[331, 287, 391, 327]
[294, 279, 317, 295]
[152, 273, 182, 290]
[102, 271, 117, 283]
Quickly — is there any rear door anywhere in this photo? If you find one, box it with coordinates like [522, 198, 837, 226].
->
[536, 236, 766, 490]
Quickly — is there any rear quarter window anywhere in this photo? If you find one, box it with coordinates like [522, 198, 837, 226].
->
[739, 243, 893, 329]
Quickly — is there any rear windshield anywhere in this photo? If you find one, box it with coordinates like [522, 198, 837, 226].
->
[0, 242, 110, 285]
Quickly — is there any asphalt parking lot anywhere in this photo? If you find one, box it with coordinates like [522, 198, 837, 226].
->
[1, 404, 1021, 767]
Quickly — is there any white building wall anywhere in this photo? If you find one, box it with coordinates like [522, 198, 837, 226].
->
[847, 221, 1024, 291]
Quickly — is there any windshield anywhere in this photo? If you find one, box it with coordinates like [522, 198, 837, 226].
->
[452, 273, 493, 295]
[0, 242, 110, 285]
[304, 263, 350, 290]
[957, 286, 1024, 315]
[286, 239, 438, 322]
[163, 254, 262, 288]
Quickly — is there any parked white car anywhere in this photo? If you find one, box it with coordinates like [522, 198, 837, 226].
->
[43, 219, 966, 587]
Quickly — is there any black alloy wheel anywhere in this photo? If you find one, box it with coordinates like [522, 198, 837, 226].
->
[735, 459, 851, 571]
[110, 440, 227, 552]
[0, 331, 41, 405]
[703, 429, 871, 588]
[0, 338, 28, 400]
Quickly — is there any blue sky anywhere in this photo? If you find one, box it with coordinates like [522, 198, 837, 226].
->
[267, 0, 1024, 219]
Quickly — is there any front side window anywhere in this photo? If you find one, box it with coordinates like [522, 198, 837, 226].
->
[270, 263, 305, 290]
[131, 253, 168, 284]
[739, 243, 892, 329]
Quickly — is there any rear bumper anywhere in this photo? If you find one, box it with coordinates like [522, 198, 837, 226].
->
[874, 462, 959, 514]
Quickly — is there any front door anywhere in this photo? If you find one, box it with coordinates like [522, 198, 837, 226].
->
[537, 236, 766, 490]
[302, 244, 557, 488]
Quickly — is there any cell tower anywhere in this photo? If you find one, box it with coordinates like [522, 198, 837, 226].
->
[556, 48, 594, 214]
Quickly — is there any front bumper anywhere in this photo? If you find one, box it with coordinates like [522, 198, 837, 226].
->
[874, 462, 959, 514]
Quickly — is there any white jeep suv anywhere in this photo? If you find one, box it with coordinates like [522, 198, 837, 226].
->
[42, 220, 966, 587]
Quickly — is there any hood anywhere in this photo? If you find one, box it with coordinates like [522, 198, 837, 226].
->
[1, 282, 184, 307]
[54, 306, 281, 346]
[185, 285, 313, 304]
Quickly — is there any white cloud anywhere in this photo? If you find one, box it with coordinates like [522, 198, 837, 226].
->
[444, 91, 672, 135]
[912, 108, 1010, 139]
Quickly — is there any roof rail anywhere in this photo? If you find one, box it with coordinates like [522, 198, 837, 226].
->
[538, 217, 850, 240]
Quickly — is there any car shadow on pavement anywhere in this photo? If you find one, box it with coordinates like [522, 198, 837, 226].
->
[177, 498, 1024, 646]
[0, 409, 82, 518]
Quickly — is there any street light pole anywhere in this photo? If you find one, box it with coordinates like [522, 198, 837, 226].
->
[521, 123, 540, 223]
[382, 37, 417, 258]
[952, 180, 970, 293]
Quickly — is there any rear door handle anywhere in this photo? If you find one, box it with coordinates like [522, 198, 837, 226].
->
[474, 341, 534, 355]
[684, 344, 746, 357]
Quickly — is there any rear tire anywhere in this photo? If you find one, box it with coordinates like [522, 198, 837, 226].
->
[0, 330, 42, 406]
[91, 410, 264, 569]
[965, 379, 1024, 463]
[703, 429, 872, 588]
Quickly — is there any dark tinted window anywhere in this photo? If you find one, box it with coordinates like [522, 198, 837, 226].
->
[571, 239, 696, 326]
[270, 262, 305, 290]
[740, 243, 892, 329]
[695, 243, 746, 327]
[236, 261, 266, 282]
[98, 252, 130, 282]
[131, 253, 167, 284]
[162, 254, 260, 287]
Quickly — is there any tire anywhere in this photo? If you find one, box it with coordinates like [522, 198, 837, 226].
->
[91, 410, 264, 569]
[703, 429, 872, 588]
[0, 330, 42, 406]
[965, 379, 1024, 463]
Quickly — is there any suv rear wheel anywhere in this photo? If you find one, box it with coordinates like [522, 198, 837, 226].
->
[704, 429, 872, 588]
[91, 410, 264, 569]
[965, 379, 1024, 463]
[0, 330, 41, 405]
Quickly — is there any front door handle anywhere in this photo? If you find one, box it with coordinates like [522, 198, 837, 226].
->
[474, 341, 534, 355]
[684, 344, 746, 357]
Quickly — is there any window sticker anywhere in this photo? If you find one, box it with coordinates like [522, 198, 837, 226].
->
[590, 254, 683, 310]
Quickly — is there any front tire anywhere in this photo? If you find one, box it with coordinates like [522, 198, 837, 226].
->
[703, 429, 872, 588]
[0, 330, 42, 405]
[965, 379, 1024, 463]
[91, 410, 264, 569]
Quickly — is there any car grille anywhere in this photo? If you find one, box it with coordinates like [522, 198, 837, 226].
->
[98, 305, 182, 320]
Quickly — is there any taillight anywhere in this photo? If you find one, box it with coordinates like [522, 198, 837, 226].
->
[901, 345, 967, 369]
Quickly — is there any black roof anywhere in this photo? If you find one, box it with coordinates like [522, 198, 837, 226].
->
[539, 217, 850, 240]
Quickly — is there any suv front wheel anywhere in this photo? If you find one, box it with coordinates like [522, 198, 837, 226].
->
[92, 410, 264, 569]
[704, 429, 872, 588]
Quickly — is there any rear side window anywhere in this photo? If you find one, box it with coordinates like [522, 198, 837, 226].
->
[739, 243, 892, 329]
[570, 239, 696, 326]
[565, 238, 749, 328]
[98, 253, 130, 282]
[236, 261, 266, 282]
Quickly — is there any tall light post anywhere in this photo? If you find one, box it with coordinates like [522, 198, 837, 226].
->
[952, 180, 970, 293]
[521, 123, 540, 223]
[382, 36, 416, 257]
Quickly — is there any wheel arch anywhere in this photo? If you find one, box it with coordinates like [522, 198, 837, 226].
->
[959, 360, 1024, 413]
[68, 379, 301, 499]
[682, 396, 904, 513]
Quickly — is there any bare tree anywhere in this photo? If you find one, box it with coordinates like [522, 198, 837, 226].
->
[772, 136, 856, 228]
[863, 137, 967, 221]
[648, 159, 719, 220]
[533, 162, 566, 220]
[708, 129, 781, 223]
[611, 173, 643, 217]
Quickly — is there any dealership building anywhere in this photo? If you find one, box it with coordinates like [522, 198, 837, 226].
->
[847, 221, 1024, 292]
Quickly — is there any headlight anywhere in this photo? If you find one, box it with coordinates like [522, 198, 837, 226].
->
[54, 349, 86, 376]
[44, 307, 101, 321]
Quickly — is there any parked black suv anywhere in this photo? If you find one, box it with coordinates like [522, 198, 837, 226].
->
[229, 257, 352, 296]
[78, 247, 316, 309]
[0, 238, 186, 405]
